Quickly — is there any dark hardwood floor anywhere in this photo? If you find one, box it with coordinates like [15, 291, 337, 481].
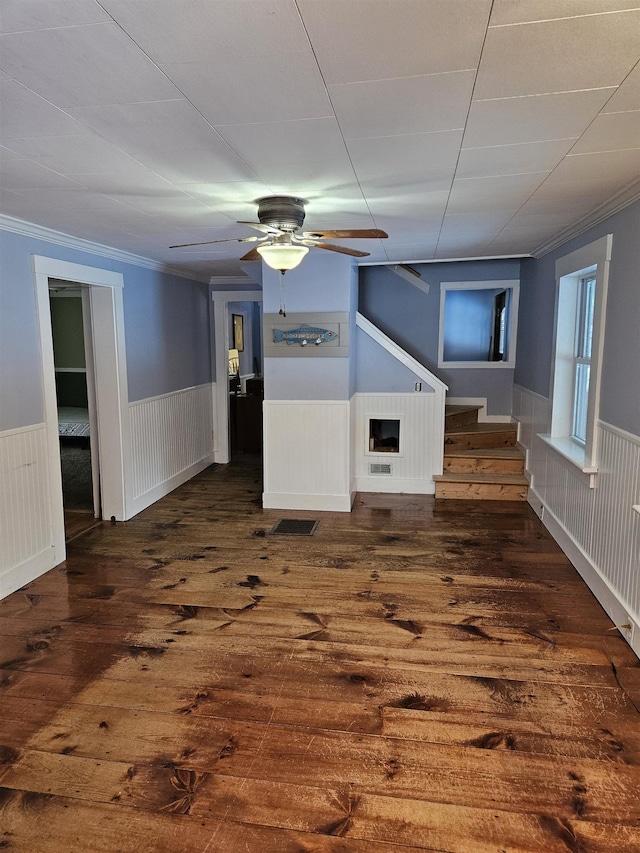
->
[1, 456, 639, 852]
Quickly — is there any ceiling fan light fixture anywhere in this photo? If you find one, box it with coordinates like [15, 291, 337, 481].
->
[257, 243, 309, 272]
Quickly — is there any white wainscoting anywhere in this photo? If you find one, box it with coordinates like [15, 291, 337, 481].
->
[128, 383, 215, 518]
[263, 400, 352, 511]
[355, 392, 445, 494]
[0, 423, 56, 598]
[513, 384, 640, 656]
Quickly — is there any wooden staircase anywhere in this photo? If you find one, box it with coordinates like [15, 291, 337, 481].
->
[434, 405, 528, 501]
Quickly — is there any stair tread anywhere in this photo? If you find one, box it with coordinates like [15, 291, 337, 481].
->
[434, 472, 528, 485]
[444, 447, 524, 459]
[445, 422, 515, 436]
[445, 404, 483, 415]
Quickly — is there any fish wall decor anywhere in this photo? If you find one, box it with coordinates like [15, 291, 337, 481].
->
[273, 325, 337, 346]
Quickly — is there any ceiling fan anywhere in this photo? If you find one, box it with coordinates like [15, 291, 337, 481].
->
[170, 195, 388, 273]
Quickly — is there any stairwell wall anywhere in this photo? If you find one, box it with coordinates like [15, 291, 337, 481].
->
[358, 259, 521, 416]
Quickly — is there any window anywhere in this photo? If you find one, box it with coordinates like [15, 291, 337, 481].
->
[572, 275, 595, 444]
[438, 280, 519, 368]
[543, 235, 612, 474]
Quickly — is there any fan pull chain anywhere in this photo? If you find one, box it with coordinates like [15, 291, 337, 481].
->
[278, 275, 286, 317]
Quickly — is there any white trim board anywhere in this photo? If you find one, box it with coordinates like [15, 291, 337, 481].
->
[33, 255, 130, 573]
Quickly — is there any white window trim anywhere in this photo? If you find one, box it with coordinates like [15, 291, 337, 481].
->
[438, 280, 519, 369]
[541, 234, 612, 477]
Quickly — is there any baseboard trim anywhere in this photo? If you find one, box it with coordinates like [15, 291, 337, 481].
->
[355, 477, 434, 494]
[262, 492, 353, 512]
[531, 486, 640, 658]
[128, 453, 215, 519]
[1, 546, 57, 600]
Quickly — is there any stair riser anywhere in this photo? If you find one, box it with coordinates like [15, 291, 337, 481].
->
[445, 410, 480, 430]
[443, 457, 524, 475]
[444, 430, 517, 452]
[435, 482, 528, 501]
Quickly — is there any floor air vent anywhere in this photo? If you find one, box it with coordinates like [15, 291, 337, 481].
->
[270, 518, 319, 536]
[370, 463, 392, 475]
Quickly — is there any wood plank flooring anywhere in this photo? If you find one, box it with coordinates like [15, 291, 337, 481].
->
[1, 456, 638, 852]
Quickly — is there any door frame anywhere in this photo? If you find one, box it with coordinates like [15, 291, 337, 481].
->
[33, 256, 130, 565]
[210, 288, 262, 464]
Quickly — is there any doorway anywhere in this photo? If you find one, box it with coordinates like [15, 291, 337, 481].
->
[33, 256, 129, 569]
[49, 283, 101, 540]
[211, 289, 263, 465]
[227, 300, 263, 457]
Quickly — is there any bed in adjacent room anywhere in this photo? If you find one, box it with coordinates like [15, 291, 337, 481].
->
[58, 406, 90, 438]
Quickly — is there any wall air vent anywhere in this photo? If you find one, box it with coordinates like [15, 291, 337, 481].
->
[369, 463, 392, 475]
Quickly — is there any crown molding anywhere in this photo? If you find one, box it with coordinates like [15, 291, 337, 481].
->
[0, 214, 211, 283]
[209, 275, 260, 289]
[532, 180, 640, 259]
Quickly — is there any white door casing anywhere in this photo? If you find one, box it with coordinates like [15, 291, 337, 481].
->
[33, 255, 129, 566]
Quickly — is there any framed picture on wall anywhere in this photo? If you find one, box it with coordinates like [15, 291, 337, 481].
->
[232, 313, 244, 351]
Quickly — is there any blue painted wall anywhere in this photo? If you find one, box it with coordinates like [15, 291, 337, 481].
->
[0, 226, 211, 431]
[355, 327, 434, 393]
[358, 259, 520, 414]
[516, 199, 640, 435]
[263, 252, 356, 401]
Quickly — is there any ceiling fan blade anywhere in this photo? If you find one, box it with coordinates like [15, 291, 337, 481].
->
[239, 246, 262, 261]
[169, 235, 262, 249]
[315, 243, 370, 258]
[237, 221, 284, 235]
[302, 229, 388, 239]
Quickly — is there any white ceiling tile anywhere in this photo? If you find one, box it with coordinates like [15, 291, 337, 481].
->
[457, 138, 576, 178]
[0, 151, 83, 190]
[366, 190, 451, 218]
[1, 134, 141, 174]
[101, 192, 230, 223]
[297, 0, 491, 84]
[379, 240, 439, 260]
[0, 23, 180, 107]
[330, 71, 475, 139]
[215, 118, 356, 187]
[161, 53, 332, 126]
[438, 212, 519, 246]
[463, 88, 616, 148]
[70, 167, 178, 195]
[434, 239, 496, 258]
[518, 190, 609, 216]
[177, 182, 280, 219]
[446, 172, 550, 214]
[549, 148, 640, 191]
[0, 80, 87, 138]
[140, 149, 258, 186]
[0, 0, 110, 33]
[348, 130, 463, 184]
[572, 110, 640, 153]
[99, 0, 309, 64]
[57, 100, 210, 152]
[476, 11, 640, 99]
[66, 100, 258, 182]
[0, 0, 637, 275]
[490, 1, 640, 27]
[602, 64, 640, 113]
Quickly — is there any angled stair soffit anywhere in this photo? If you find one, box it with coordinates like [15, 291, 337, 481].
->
[356, 313, 448, 392]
